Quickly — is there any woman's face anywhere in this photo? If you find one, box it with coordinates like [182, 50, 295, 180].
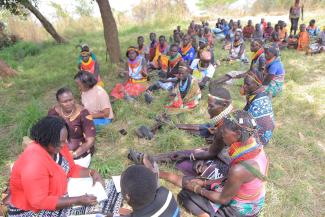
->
[183, 35, 191, 46]
[250, 41, 259, 52]
[234, 32, 241, 41]
[82, 54, 90, 62]
[265, 50, 274, 60]
[150, 33, 156, 41]
[159, 37, 165, 45]
[242, 75, 259, 95]
[137, 37, 144, 46]
[128, 50, 137, 60]
[177, 67, 188, 81]
[58, 92, 75, 113]
[169, 46, 178, 57]
[222, 127, 239, 146]
[47, 127, 68, 155]
[207, 96, 226, 118]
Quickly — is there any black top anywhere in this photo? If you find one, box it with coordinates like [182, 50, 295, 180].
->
[125, 187, 180, 217]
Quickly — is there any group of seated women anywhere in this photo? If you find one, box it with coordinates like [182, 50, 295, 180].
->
[6, 18, 292, 217]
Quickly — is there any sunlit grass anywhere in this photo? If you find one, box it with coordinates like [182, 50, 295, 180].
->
[0, 16, 325, 217]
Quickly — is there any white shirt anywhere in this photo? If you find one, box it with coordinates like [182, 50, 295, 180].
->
[190, 59, 216, 82]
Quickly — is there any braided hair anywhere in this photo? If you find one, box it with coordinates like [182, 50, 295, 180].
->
[223, 110, 257, 144]
[30, 116, 69, 148]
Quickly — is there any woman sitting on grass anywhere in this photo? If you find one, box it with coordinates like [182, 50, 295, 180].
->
[48, 87, 96, 168]
[139, 86, 234, 180]
[140, 110, 268, 217]
[263, 46, 285, 97]
[308, 26, 325, 55]
[227, 31, 248, 63]
[190, 50, 216, 89]
[165, 62, 201, 112]
[297, 24, 310, 51]
[78, 45, 103, 87]
[149, 35, 169, 70]
[180, 34, 196, 65]
[241, 71, 275, 145]
[146, 44, 183, 94]
[110, 47, 148, 101]
[9, 116, 122, 217]
[74, 71, 114, 127]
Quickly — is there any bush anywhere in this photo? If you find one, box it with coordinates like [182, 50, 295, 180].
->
[0, 41, 43, 64]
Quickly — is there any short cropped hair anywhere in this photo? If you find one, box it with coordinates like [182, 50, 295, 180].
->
[209, 84, 232, 106]
[121, 165, 157, 209]
[56, 87, 72, 101]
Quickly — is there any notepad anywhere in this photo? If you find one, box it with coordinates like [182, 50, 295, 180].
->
[111, 176, 121, 193]
[67, 178, 108, 202]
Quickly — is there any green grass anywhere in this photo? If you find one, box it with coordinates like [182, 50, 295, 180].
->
[1, 20, 325, 216]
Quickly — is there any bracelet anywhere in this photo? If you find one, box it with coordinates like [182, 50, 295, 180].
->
[193, 184, 200, 194]
[190, 153, 196, 161]
[72, 151, 78, 158]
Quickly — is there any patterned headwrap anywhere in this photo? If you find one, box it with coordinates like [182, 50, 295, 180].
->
[200, 50, 211, 61]
[126, 47, 139, 57]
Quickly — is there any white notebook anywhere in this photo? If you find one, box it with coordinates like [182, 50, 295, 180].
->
[67, 178, 108, 202]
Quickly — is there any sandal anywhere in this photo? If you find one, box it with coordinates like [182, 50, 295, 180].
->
[144, 91, 153, 104]
[127, 149, 144, 164]
[135, 126, 154, 140]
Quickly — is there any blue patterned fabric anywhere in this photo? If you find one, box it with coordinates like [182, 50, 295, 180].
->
[248, 95, 273, 119]
[244, 92, 275, 145]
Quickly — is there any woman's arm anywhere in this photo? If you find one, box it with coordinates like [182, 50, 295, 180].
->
[73, 137, 95, 158]
[73, 109, 96, 158]
[91, 108, 110, 119]
[124, 62, 130, 82]
[56, 195, 97, 209]
[141, 58, 148, 77]
[263, 74, 274, 86]
[94, 62, 100, 80]
[238, 43, 245, 59]
[186, 164, 254, 205]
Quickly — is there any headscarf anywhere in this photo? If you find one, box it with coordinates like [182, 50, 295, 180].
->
[200, 50, 211, 61]
[126, 46, 139, 57]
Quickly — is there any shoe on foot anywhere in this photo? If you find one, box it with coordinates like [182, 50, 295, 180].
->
[144, 91, 153, 104]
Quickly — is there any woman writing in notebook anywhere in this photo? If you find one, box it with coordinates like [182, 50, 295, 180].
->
[8, 116, 122, 217]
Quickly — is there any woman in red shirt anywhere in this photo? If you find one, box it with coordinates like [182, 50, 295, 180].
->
[9, 116, 122, 216]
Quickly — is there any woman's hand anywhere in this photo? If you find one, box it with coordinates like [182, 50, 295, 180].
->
[77, 194, 97, 206]
[184, 180, 201, 193]
[89, 170, 105, 187]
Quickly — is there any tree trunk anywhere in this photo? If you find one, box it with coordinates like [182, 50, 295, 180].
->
[0, 59, 17, 77]
[96, 0, 122, 64]
[21, 1, 67, 43]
